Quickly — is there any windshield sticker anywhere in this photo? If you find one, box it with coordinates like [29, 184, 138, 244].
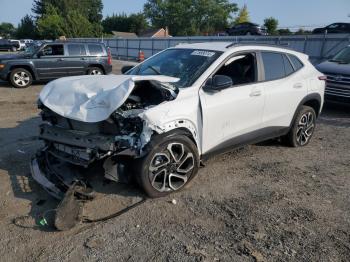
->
[191, 50, 215, 57]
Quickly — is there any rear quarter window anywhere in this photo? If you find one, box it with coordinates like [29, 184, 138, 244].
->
[88, 44, 104, 55]
[288, 55, 304, 71]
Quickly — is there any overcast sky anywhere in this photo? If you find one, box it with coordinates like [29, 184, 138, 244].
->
[0, 0, 349, 29]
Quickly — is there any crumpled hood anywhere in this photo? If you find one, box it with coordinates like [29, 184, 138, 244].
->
[39, 74, 179, 123]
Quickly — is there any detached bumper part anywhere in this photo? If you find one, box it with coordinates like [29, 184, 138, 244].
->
[30, 157, 64, 199]
[30, 151, 94, 199]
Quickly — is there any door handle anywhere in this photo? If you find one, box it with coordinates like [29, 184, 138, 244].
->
[81, 58, 87, 60]
[57, 58, 64, 61]
[250, 90, 262, 97]
[293, 83, 303, 89]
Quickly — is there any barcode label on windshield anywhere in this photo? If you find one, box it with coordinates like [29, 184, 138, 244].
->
[191, 50, 215, 57]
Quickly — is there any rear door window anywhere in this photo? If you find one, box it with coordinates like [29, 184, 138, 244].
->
[67, 44, 86, 56]
[88, 44, 104, 55]
[261, 52, 285, 81]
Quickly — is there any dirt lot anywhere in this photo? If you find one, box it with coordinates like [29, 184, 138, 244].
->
[0, 60, 349, 262]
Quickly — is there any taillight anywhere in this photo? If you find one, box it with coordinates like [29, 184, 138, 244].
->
[318, 75, 327, 81]
[107, 48, 112, 65]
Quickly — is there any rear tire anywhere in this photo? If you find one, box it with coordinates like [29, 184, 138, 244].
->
[135, 134, 199, 198]
[284, 106, 316, 147]
[87, 67, 104, 75]
[9, 68, 33, 88]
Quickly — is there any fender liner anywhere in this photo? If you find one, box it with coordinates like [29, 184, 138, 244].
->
[289, 93, 322, 129]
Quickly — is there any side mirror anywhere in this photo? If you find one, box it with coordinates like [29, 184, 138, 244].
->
[203, 75, 233, 92]
[121, 65, 134, 74]
[37, 51, 43, 58]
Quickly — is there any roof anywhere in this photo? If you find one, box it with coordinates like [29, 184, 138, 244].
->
[111, 31, 137, 38]
[139, 28, 163, 37]
[174, 42, 307, 57]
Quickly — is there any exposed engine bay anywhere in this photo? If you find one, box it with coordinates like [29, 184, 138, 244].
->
[32, 77, 178, 199]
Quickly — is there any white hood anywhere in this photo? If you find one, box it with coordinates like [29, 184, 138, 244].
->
[39, 74, 179, 123]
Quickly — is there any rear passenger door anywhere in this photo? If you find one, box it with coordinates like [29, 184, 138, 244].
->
[260, 52, 307, 128]
[65, 43, 88, 76]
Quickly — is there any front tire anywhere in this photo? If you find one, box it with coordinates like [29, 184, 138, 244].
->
[135, 134, 199, 198]
[284, 106, 316, 147]
[9, 68, 33, 88]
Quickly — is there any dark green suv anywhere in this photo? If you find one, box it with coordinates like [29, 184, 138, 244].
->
[0, 41, 113, 88]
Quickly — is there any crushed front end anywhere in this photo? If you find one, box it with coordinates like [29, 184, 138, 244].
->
[30, 75, 178, 199]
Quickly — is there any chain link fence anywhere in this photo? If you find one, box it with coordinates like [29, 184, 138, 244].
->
[70, 34, 350, 64]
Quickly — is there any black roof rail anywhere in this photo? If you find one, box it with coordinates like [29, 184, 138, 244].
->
[226, 42, 292, 50]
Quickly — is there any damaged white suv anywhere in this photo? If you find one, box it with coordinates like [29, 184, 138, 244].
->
[31, 43, 325, 198]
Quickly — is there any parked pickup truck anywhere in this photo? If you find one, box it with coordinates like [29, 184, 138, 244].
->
[0, 41, 113, 88]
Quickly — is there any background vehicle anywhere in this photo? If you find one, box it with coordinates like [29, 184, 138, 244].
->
[316, 45, 350, 103]
[0, 39, 17, 51]
[312, 23, 350, 34]
[0, 41, 113, 88]
[31, 43, 325, 198]
[9, 40, 25, 50]
[227, 22, 267, 36]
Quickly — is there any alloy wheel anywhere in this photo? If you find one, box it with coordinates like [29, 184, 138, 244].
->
[296, 111, 315, 146]
[149, 143, 195, 192]
[90, 69, 102, 75]
[13, 71, 30, 87]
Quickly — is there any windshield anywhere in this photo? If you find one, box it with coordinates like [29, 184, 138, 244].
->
[127, 49, 222, 88]
[22, 44, 40, 55]
[331, 46, 350, 64]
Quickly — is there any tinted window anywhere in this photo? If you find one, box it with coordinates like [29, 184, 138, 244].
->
[288, 55, 304, 71]
[67, 44, 86, 56]
[283, 54, 294, 76]
[42, 44, 64, 56]
[88, 44, 103, 55]
[261, 52, 285, 81]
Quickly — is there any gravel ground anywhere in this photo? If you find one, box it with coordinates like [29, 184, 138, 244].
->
[0, 60, 349, 262]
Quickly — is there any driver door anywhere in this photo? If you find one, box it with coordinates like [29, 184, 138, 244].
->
[33, 44, 67, 79]
[199, 52, 265, 155]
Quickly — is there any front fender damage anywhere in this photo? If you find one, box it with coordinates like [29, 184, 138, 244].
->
[31, 76, 195, 199]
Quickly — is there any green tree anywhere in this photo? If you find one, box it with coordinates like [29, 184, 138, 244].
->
[295, 28, 312, 35]
[264, 17, 279, 35]
[234, 4, 250, 25]
[63, 11, 95, 37]
[32, 0, 103, 23]
[0, 22, 16, 38]
[144, 0, 238, 36]
[16, 15, 38, 39]
[102, 13, 149, 35]
[278, 28, 292, 35]
[37, 5, 66, 39]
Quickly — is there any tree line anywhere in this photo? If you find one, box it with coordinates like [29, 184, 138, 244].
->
[0, 0, 310, 40]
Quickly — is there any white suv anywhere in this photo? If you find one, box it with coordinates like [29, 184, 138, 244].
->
[31, 43, 325, 198]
